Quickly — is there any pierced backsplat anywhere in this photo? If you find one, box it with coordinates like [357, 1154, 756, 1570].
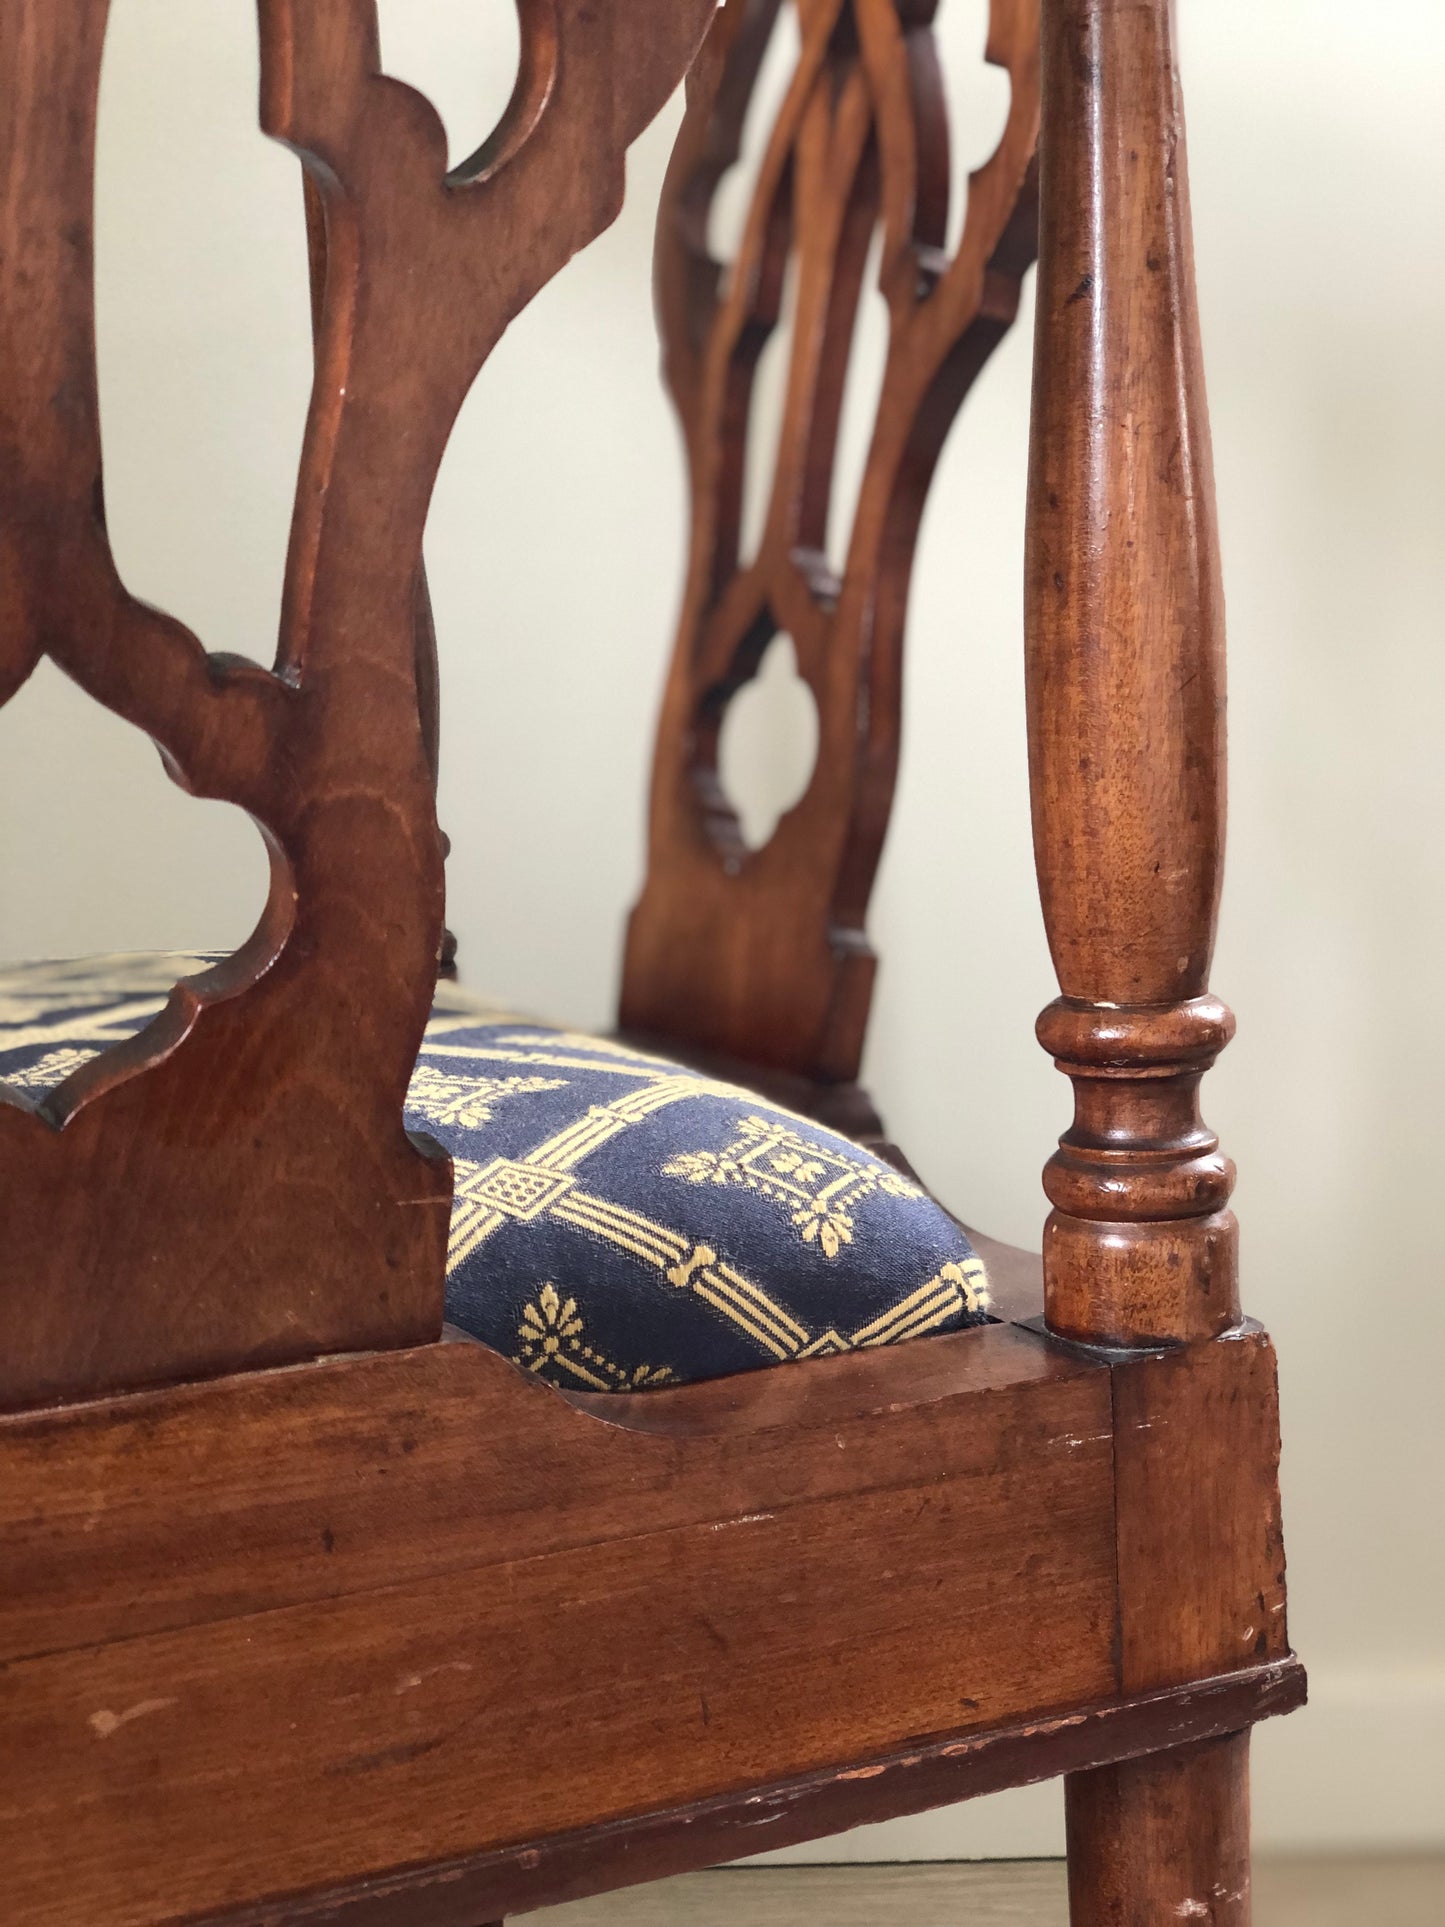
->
[0, 0, 713, 1411]
[622, 0, 1040, 1081]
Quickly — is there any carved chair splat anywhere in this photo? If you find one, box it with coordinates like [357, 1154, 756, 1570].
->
[0, 0, 716, 1412]
[0, 2, 1300, 1925]
[623, 0, 1041, 1080]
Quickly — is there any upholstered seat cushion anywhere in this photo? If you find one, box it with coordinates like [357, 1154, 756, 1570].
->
[0, 955, 991, 1391]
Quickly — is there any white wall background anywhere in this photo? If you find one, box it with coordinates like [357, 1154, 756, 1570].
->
[1, 0, 1440, 1858]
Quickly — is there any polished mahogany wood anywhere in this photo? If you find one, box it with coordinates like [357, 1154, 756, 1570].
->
[1064, 1328, 1289, 1923]
[203, 1671, 1300, 1927]
[1111, 1329, 1289, 1695]
[0, 1322, 1091, 1666]
[0, 1327, 1118, 1927]
[1026, 0, 1236, 1349]
[0, 0, 715, 1415]
[0, 1322, 1302, 1927]
[622, 0, 1041, 1080]
[1067, 1732, 1253, 1927]
[302, 173, 457, 979]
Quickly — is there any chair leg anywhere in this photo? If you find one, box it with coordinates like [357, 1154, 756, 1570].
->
[1065, 1730, 1252, 1925]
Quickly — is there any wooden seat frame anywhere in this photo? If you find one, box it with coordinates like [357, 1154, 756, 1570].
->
[0, 2, 1302, 1924]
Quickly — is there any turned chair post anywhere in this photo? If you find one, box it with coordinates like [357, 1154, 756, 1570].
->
[1026, 1, 1252, 1920]
[1025, 0, 1235, 1354]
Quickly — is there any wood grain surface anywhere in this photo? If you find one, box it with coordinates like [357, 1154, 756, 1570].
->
[1112, 1327, 1290, 1696]
[1026, 0, 1238, 1350]
[0, 1322, 1094, 1664]
[1067, 1733, 1253, 1927]
[0, 1325, 1125, 1927]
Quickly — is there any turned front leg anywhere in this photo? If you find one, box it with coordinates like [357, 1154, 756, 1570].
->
[1067, 1734, 1252, 1926]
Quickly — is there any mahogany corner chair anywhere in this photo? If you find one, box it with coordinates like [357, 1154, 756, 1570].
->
[0, 0, 1304, 1923]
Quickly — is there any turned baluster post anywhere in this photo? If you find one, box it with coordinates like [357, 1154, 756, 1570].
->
[1026, 0, 1235, 1353]
[1028, 4, 1254, 1919]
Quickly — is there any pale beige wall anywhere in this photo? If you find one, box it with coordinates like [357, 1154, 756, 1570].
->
[0, 0, 1440, 1854]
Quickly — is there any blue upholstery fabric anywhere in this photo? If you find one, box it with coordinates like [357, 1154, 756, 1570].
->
[0, 955, 991, 1391]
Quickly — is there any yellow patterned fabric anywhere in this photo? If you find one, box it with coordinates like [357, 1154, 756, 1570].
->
[0, 956, 991, 1392]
